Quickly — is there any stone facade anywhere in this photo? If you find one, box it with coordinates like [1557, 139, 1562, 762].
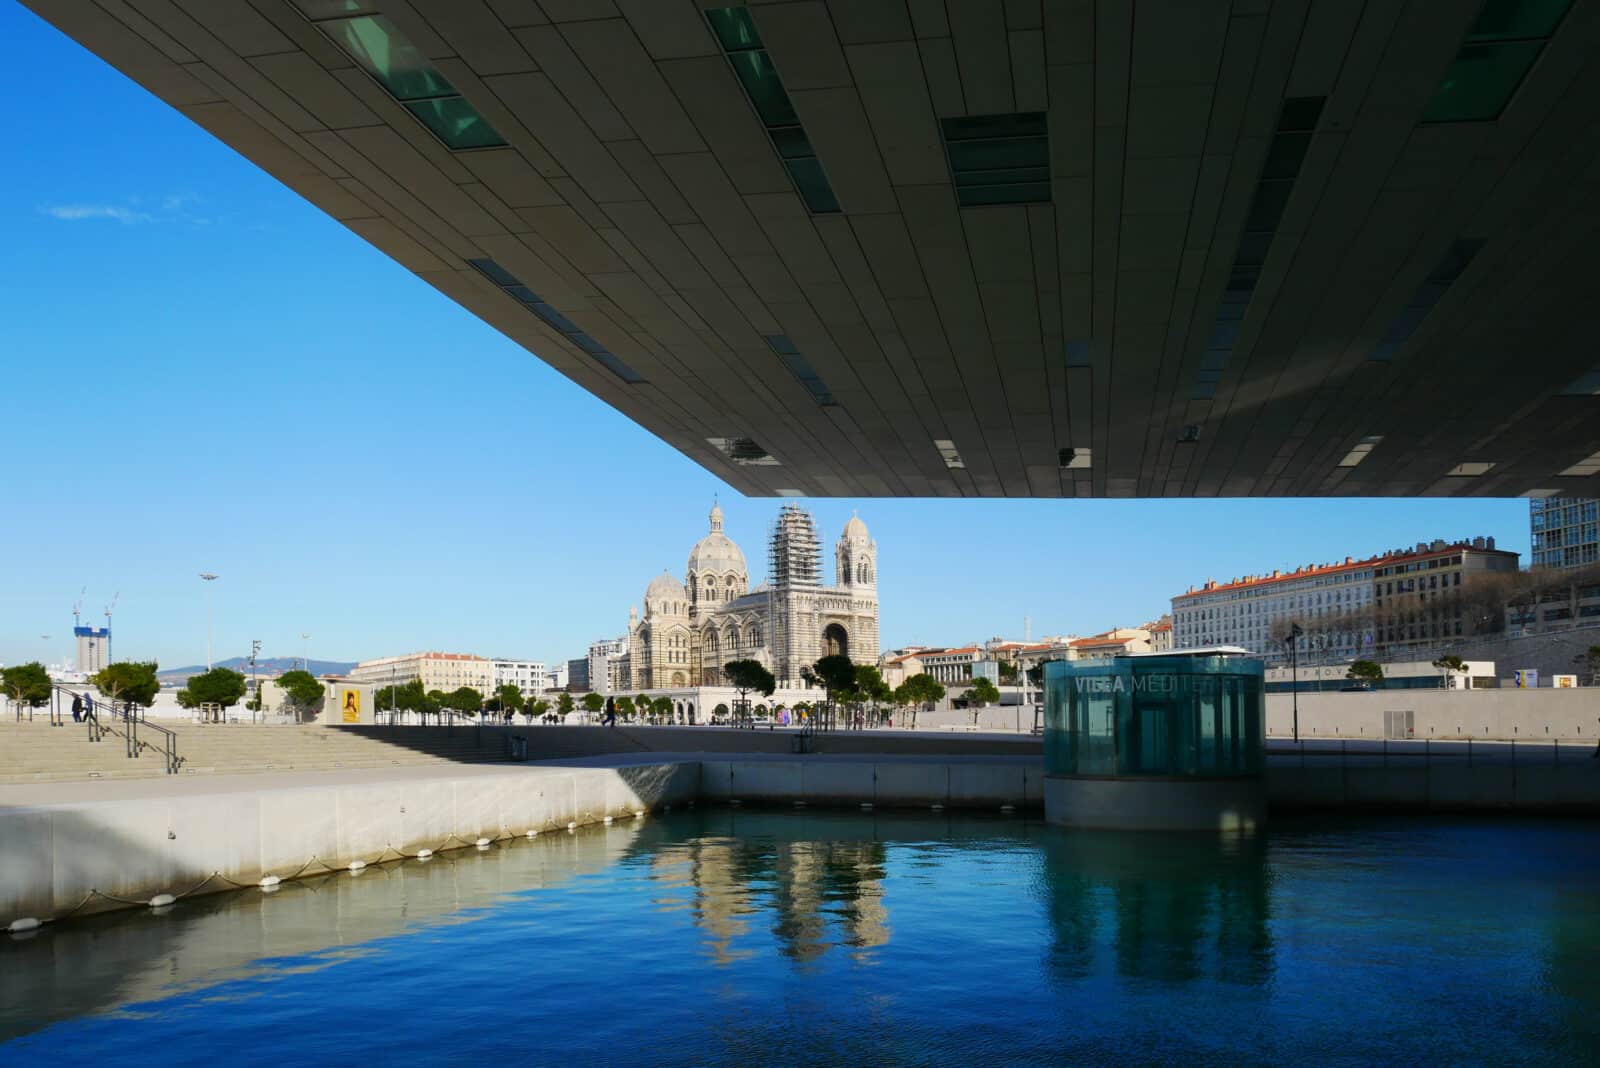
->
[628, 503, 879, 690]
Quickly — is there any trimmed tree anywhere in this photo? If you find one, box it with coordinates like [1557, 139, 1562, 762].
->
[724, 658, 776, 727]
[94, 661, 161, 711]
[177, 667, 247, 713]
[1347, 660, 1385, 686]
[807, 654, 857, 730]
[652, 696, 675, 721]
[1431, 654, 1466, 689]
[616, 695, 636, 722]
[277, 669, 326, 722]
[582, 692, 605, 716]
[495, 684, 525, 719]
[557, 692, 575, 717]
[900, 673, 946, 729]
[528, 698, 551, 723]
[1, 662, 52, 712]
[448, 687, 483, 716]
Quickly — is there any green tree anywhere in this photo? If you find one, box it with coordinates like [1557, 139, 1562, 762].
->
[528, 698, 551, 723]
[557, 692, 575, 717]
[94, 661, 161, 709]
[1431, 654, 1466, 688]
[806, 654, 857, 729]
[998, 660, 1019, 684]
[495, 683, 525, 718]
[651, 696, 674, 721]
[969, 676, 1001, 706]
[1346, 660, 1385, 686]
[177, 667, 247, 711]
[635, 693, 651, 722]
[724, 658, 776, 726]
[277, 669, 326, 722]
[899, 673, 946, 728]
[616, 695, 636, 722]
[1, 662, 52, 711]
[582, 692, 604, 716]
[447, 686, 482, 715]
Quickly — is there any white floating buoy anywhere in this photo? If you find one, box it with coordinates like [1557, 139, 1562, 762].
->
[1000, 804, 1016, 813]
[259, 875, 281, 888]
[416, 848, 433, 858]
[525, 830, 538, 838]
[566, 821, 577, 830]
[348, 859, 367, 871]
[860, 802, 874, 810]
[475, 837, 491, 847]
[148, 893, 176, 909]
[7, 917, 42, 934]
[633, 810, 644, 819]
[603, 816, 614, 824]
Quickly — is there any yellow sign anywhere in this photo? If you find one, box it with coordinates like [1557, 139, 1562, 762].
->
[340, 688, 361, 723]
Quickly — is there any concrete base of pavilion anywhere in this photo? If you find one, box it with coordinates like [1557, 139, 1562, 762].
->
[1044, 775, 1267, 833]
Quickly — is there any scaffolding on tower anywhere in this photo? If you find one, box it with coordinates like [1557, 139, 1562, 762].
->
[767, 503, 821, 687]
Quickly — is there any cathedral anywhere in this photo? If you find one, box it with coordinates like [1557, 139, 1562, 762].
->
[627, 502, 879, 690]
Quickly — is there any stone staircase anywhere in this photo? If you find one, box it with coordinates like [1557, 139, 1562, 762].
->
[0, 720, 538, 784]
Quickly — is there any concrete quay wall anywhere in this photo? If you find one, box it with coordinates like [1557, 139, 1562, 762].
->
[1, 762, 700, 926]
[1266, 688, 1600, 741]
[1266, 762, 1600, 811]
[698, 758, 1041, 809]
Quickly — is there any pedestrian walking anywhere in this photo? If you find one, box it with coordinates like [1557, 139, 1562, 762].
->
[70, 693, 83, 723]
[603, 696, 617, 728]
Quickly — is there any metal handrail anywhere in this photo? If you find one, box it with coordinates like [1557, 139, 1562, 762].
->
[50, 685, 180, 773]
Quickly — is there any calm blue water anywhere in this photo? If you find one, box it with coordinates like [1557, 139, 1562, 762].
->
[3, 811, 1598, 1066]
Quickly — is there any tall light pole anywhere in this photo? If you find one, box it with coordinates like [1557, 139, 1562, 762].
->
[301, 633, 311, 673]
[199, 573, 219, 669]
[1286, 622, 1304, 743]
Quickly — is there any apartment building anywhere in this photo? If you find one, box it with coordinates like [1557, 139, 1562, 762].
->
[349, 652, 494, 693]
[1530, 497, 1600, 571]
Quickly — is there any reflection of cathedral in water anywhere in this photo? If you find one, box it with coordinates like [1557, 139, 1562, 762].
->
[650, 835, 890, 965]
[1042, 833, 1274, 986]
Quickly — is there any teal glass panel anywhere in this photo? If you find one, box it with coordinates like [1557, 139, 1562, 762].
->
[325, 15, 455, 102]
[728, 50, 798, 127]
[785, 157, 840, 213]
[404, 96, 506, 149]
[941, 112, 1050, 207]
[705, 7, 762, 51]
[1467, 0, 1572, 41]
[1424, 41, 1544, 121]
[292, 0, 377, 16]
[1044, 656, 1264, 780]
[955, 183, 1052, 207]
[769, 126, 814, 160]
[942, 112, 1047, 141]
[946, 138, 1048, 172]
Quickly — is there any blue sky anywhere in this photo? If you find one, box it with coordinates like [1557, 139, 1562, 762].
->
[0, 5, 1531, 671]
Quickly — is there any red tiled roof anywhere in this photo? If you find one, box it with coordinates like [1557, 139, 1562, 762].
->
[1172, 540, 1509, 601]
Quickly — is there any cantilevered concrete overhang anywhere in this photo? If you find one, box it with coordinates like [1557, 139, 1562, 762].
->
[23, 0, 1600, 498]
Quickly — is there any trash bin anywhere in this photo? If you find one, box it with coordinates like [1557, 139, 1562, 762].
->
[510, 735, 528, 762]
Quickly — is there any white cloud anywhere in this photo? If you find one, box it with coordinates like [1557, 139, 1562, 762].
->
[40, 204, 152, 224]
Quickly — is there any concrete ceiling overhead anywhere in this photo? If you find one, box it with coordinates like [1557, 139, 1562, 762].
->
[24, 0, 1600, 498]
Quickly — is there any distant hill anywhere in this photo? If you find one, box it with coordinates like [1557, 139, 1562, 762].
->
[158, 657, 356, 682]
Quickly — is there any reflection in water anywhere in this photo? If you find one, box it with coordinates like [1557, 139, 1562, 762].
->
[4, 813, 1598, 1066]
[648, 826, 889, 966]
[1041, 832, 1272, 986]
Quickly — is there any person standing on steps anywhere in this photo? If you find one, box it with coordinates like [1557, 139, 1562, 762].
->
[603, 696, 617, 728]
[70, 692, 83, 723]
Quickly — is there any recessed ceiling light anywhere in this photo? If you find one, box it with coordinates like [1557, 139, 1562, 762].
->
[1446, 461, 1495, 477]
[1522, 488, 1559, 498]
[933, 439, 965, 470]
[1338, 435, 1384, 468]
[1058, 447, 1091, 469]
[1558, 450, 1600, 477]
[706, 437, 780, 466]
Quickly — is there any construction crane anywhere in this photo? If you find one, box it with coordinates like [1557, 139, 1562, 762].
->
[104, 592, 119, 664]
[72, 587, 86, 629]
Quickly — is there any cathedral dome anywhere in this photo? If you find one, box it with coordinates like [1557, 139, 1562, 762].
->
[841, 512, 870, 542]
[645, 570, 687, 604]
[687, 502, 747, 576]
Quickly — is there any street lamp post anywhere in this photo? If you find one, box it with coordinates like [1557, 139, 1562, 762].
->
[249, 639, 261, 724]
[199, 573, 219, 670]
[301, 633, 311, 673]
[1286, 622, 1304, 743]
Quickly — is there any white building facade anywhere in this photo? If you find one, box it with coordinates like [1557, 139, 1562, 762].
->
[492, 659, 547, 697]
[587, 636, 629, 696]
[348, 652, 494, 693]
